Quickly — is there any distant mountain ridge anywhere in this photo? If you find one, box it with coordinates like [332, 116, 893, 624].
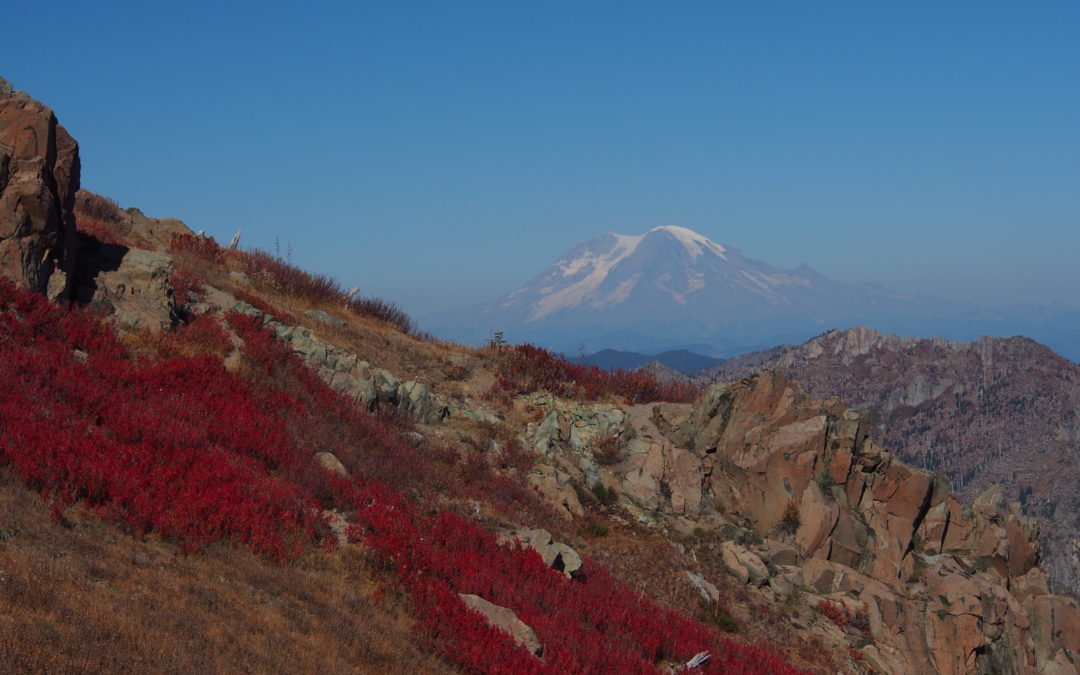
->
[425, 226, 1080, 361]
[703, 326, 1080, 596]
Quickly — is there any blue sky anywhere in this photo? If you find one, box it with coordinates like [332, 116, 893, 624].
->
[4, 1, 1078, 317]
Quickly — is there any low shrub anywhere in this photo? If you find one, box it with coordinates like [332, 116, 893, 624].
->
[701, 600, 740, 633]
[590, 432, 626, 466]
[168, 234, 415, 334]
[75, 189, 122, 222]
[493, 344, 699, 404]
[777, 499, 801, 535]
[816, 599, 849, 628]
[591, 482, 620, 508]
[347, 295, 414, 333]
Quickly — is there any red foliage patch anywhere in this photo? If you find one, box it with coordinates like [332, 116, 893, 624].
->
[816, 600, 850, 628]
[0, 280, 321, 560]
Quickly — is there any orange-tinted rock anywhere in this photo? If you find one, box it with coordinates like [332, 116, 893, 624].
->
[828, 447, 852, 485]
[826, 510, 869, 568]
[795, 482, 839, 558]
[0, 77, 79, 297]
[1030, 594, 1080, 666]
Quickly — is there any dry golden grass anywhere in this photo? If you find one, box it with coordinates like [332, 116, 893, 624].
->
[0, 470, 454, 674]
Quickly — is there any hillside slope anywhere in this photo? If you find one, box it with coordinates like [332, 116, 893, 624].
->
[4, 76, 1080, 674]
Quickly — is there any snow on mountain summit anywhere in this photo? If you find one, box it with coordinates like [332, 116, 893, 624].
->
[649, 225, 727, 261]
[425, 224, 993, 356]
[496, 225, 781, 322]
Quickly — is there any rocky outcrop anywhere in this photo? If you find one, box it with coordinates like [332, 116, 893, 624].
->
[74, 242, 176, 330]
[459, 593, 542, 657]
[703, 326, 1080, 595]
[498, 528, 582, 578]
[0, 81, 179, 327]
[521, 369, 1080, 674]
[0, 77, 79, 298]
[194, 291, 497, 426]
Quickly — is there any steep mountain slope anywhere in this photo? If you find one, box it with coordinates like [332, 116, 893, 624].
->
[0, 77, 813, 674]
[6, 76, 1080, 674]
[425, 225, 1024, 357]
[703, 327, 1080, 596]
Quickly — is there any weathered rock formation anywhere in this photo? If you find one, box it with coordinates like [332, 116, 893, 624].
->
[523, 369, 1080, 674]
[0, 77, 79, 298]
[74, 241, 177, 329]
[703, 326, 1080, 596]
[185, 287, 500, 427]
[497, 528, 582, 578]
[0, 78, 180, 328]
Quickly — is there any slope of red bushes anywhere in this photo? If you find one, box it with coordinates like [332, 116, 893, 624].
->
[0, 278, 799, 674]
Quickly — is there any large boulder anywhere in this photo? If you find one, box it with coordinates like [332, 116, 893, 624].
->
[499, 528, 582, 577]
[459, 594, 542, 657]
[0, 77, 79, 297]
[74, 244, 176, 329]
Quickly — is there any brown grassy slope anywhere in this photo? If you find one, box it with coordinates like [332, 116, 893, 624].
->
[0, 470, 454, 675]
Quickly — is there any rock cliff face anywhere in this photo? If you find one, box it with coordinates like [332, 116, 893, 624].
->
[0, 78, 185, 327]
[524, 370, 1080, 674]
[0, 77, 79, 298]
[703, 327, 1080, 597]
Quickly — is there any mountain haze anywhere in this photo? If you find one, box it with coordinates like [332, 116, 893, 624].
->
[426, 226, 1046, 358]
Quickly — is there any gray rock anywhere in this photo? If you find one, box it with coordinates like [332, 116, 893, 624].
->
[315, 452, 349, 478]
[501, 528, 582, 578]
[305, 309, 345, 327]
[459, 594, 542, 657]
[555, 543, 582, 577]
[686, 571, 721, 604]
[77, 248, 176, 330]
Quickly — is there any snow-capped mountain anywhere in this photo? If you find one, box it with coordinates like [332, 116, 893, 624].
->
[424, 226, 1074, 358]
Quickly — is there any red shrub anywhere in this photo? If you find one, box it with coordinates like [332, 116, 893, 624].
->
[493, 344, 699, 404]
[816, 600, 849, 628]
[236, 248, 345, 305]
[170, 269, 205, 308]
[75, 189, 122, 222]
[170, 232, 227, 264]
[347, 295, 414, 333]
[75, 218, 129, 246]
[0, 280, 322, 560]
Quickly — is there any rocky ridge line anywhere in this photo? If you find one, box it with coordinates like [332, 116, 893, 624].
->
[701, 326, 1080, 598]
[519, 369, 1080, 673]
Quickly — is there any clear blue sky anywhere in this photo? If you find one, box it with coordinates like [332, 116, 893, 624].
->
[4, 1, 1078, 317]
